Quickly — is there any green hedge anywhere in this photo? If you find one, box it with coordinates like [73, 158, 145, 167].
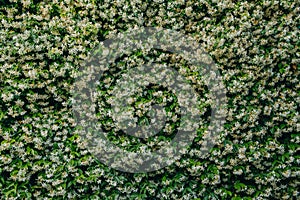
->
[0, 0, 299, 199]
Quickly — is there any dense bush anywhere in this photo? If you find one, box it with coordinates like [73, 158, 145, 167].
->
[0, 0, 299, 199]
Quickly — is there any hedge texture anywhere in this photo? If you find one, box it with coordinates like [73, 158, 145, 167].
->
[0, 0, 299, 199]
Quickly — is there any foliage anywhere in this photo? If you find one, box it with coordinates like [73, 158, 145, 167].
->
[0, 0, 299, 199]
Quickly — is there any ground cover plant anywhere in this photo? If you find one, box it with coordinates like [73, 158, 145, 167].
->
[0, 0, 299, 199]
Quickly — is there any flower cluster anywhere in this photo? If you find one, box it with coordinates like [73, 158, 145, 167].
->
[0, 0, 299, 199]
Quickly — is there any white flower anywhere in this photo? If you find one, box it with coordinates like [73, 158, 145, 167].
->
[185, 7, 193, 17]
